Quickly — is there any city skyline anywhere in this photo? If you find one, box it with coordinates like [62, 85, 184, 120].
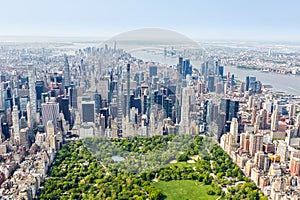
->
[1, 0, 300, 41]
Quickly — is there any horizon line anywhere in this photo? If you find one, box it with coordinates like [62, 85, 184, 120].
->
[0, 34, 300, 43]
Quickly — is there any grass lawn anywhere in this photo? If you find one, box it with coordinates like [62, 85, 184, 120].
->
[153, 180, 219, 200]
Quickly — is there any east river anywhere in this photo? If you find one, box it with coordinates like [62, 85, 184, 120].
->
[132, 50, 300, 96]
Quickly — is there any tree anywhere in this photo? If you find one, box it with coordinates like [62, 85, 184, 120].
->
[177, 153, 188, 162]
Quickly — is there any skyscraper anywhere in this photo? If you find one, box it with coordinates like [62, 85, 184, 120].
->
[180, 87, 190, 134]
[41, 102, 60, 130]
[229, 100, 239, 121]
[35, 80, 44, 100]
[81, 100, 95, 123]
[249, 133, 263, 156]
[28, 64, 36, 129]
[207, 75, 215, 92]
[149, 66, 157, 77]
[12, 105, 20, 143]
[230, 117, 238, 138]
[261, 109, 268, 129]
[126, 64, 131, 122]
[64, 55, 71, 89]
[0, 82, 3, 110]
[271, 109, 279, 131]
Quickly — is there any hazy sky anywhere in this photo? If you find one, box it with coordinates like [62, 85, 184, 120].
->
[1, 0, 300, 41]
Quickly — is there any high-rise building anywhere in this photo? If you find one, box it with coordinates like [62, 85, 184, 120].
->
[0, 82, 3, 110]
[12, 105, 20, 143]
[149, 66, 157, 77]
[126, 64, 131, 122]
[276, 141, 288, 162]
[219, 66, 224, 78]
[41, 102, 60, 130]
[207, 75, 215, 92]
[231, 74, 235, 86]
[220, 98, 230, 121]
[260, 109, 268, 129]
[180, 87, 190, 134]
[64, 55, 71, 89]
[289, 104, 296, 119]
[216, 112, 226, 141]
[229, 100, 239, 121]
[28, 64, 36, 129]
[290, 158, 300, 176]
[230, 118, 239, 139]
[249, 133, 263, 156]
[221, 98, 239, 122]
[81, 100, 95, 123]
[35, 80, 44, 100]
[59, 97, 70, 124]
[246, 76, 256, 91]
[271, 109, 279, 131]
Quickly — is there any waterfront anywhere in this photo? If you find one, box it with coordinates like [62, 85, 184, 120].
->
[132, 49, 300, 96]
[224, 65, 300, 96]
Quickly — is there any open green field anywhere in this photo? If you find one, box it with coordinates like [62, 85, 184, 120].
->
[153, 180, 219, 200]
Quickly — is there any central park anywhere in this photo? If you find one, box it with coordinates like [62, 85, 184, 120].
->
[38, 135, 266, 199]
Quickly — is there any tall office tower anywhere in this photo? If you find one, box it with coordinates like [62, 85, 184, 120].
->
[220, 98, 230, 121]
[126, 64, 131, 122]
[12, 105, 20, 142]
[175, 78, 182, 124]
[117, 81, 124, 137]
[35, 80, 44, 101]
[71, 88, 78, 109]
[41, 102, 60, 130]
[180, 87, 190, 134]
[28, 64, 36, 129]
[81, 100, 95, 123]
[249, 133, 263, 156]
[229, 100, 239, 121]
[218, 66, 224, 78]
[60, 97, 70, 124]
[214, 60, 219, 75]
[178, 57, 183, 75]
[207, 75, 215, 92]
[271, 109, 279, 131]
[149, 66, 157, 77]
[245, 76, 250, 91]
[230, 74, 235, 86]
[245, 76, 257, 91]
[64, 55, 71, 89]
[0, 82, 3, 109]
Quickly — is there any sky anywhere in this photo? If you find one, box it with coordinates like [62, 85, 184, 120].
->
[0, 0, 300, 41]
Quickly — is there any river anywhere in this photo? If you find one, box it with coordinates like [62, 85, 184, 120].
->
[224, 65, 300, 96]
[132, 50, 300, 96]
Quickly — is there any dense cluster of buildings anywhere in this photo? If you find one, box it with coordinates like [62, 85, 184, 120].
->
[0, 39, 299, 199]
[215, 75, 300, 199]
